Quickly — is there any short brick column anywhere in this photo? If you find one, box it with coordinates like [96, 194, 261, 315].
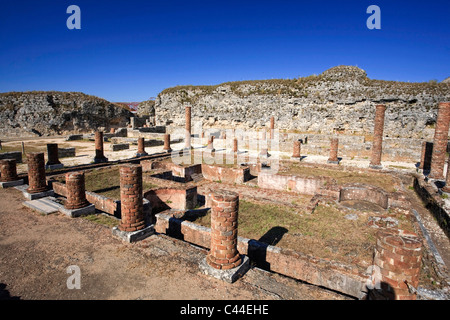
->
[328, 138, 339, 164]
[185, 106, 192, 149]
[372, 230, 422, 300]
[94, 131, 108, 163]
[163, 133, 172, 152]
[118, 164, 145, 232]
[65, 171, 90, 210]
[26, 152, 48, 193]
[292, 140, 301, 158]
[370, 104, 386, 168]
[136, 137, 148, 156]
[419, 141, 433, 171]
[46, 143, 61, 167]
[0, 159, 19, 182]
[429, 102, 450, 179]
[206, 190, 242, 270]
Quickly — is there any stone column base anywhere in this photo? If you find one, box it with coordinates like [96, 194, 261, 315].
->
[45, 163, 64, 170]
[16, 184, 54, 200]
[136, 152, 148, 157]
[112, 225, 154, 243]
[199, 255, 250, 284]
[60, 203, 96, 218]
[327, 160, 339, 164]
[94, 157, 109, 164]
[369, 164, 383, 170]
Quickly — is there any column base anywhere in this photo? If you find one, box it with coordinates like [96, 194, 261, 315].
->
[0, 179, 24, 188]
[16, 184, 54, 200]
[45, 163, 64, 170]
[60, 203, 96, 218]
[369, 164, 383, 170]
[94, 157, 109, 164]
[112, 224, 154, 243]
[327, 160, 339, 164]
[136, 152, 148, 157]
[199, 255, 250, 284]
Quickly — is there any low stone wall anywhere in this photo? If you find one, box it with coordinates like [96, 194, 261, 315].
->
[110, 143, 129, 151]
[258, 171, 331, 195]
[58, 147, 76, 158]
[144, 187, 197, 213]
[339, 183, 389, 209]
[201, 164, 250, 184]
[143, 160, 202, 182]
[0, 151, 22, 163]
[154, 211, 370, 299]
[413, 175, 450, 239]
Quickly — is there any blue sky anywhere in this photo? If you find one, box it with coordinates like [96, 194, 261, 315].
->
[0, 0, 449, 102]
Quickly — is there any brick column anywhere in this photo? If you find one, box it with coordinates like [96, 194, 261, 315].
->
[185, 106, 192, 149]
[207, 190, 242, 270]
[292, 140, 301, 158]
[118, 164, 145, 232]
[163, 133, 172, 153]
[370, 104, 386, 168]
[270, 116, 275, 139]
[94, 131, 108, 163]
[0, 159, 19, 182]
[328, 138, 339, 163]
[65, 171, 90, 209]
[46, 143, 61, 166]
[429, 102, 450, 179]
[419, 141, 433, 171]
[26, 152, 48, 193]
[442, 153, 450, 192]
[137, 137, 148, 156]
[232, 137, 238, 153]
[372, 230, 422, 300]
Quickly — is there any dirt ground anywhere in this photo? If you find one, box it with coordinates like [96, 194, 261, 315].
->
[0, 187, 350, 301]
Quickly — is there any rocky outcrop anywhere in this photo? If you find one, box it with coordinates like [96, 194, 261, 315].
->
[154, 66, 450, 139]
[0, 91, 133, 137]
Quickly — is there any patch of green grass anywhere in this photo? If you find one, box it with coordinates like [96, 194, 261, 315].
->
[82, 213, 119, 227]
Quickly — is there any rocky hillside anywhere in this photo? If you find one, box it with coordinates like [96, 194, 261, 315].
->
[152, 66, 450, 139]
[0, 91, 133, 137]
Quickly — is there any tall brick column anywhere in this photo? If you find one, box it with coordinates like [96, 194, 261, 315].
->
[94, 131, 108, 163]
[118, 164, 145, 232]
[136, 137, 148, 156]
[65, 171, 90, 209]
[372, 230, 422, 300]
[328, 138, 339, 164]
[163, 133, 172, 153]
[270, 116, 275, 139]
[206, 190, 242, 270]
[370, 104, 387, 169]
[46, 143, 61, 167]
[292, 140, 301, 159]
[185, 106, 192, 149]
[0, 159, 19, 182]
[26, 152, 48, 193]
[419, 141, 433, 171]
[429, 102, 450, 179]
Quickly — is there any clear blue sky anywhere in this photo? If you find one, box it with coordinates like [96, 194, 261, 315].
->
[0, 0, 449, 102]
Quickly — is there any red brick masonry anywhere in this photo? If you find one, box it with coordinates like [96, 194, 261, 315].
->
[0, 159, 19, 182]
[118, 164, 146, 232]
[206, 190, 242, 270]
[292, 140, 301, 158]
[64, 171, 90, 210]
[429, 102, 450, 179]
[370, 104, 386, 167]
[328, 138, 339, 162]
[373, 229, 422, 300]
[26, 152, 48, 194]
